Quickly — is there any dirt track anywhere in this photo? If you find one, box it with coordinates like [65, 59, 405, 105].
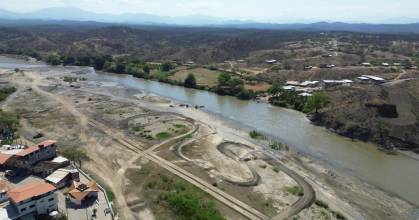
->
[20, 72, 272, 220]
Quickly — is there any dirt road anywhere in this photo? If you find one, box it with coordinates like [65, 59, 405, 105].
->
[18, 71, 318, 220]
[21, 73, 269, 219]
[89, 119, 270, 220]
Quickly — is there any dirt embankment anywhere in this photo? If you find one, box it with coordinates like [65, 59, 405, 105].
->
[310, 81, 419, 152]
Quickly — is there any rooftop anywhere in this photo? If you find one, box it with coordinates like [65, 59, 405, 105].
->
[16, 140, 56, 157]
[68, 181, 99, 202]
[46, 169, 77, 185]
[7, 181, 56, 204]
[0, 154, 13, 165]
[51, 156, 69, 164]
[362, 75, 385, 81]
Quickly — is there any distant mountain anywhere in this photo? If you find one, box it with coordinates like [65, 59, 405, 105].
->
[1, 7, 419, 33]
[217, 22, 419, 34]
[0, 7, 232, 26]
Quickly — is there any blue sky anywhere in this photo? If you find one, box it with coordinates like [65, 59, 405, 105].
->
[1, 0, 419, 22]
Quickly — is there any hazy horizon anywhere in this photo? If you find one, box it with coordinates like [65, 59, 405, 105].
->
[1, 0, 419, 24]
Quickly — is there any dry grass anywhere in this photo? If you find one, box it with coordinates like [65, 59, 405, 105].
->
[245, 82, 271, 92]
[170, 67, 221, 86]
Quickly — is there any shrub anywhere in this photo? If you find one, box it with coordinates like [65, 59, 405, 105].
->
[156, 132, 172, 140]
[249, 130, 265, 139]
[285, 186, 304, 196]
[0, 87, 16, 101]
[315, 200, 329, 209]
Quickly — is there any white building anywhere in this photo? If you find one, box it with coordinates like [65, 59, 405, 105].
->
[361, 75, 385, 84]
[8, 181, 57, 216]
[46, 169, 79, 189]
[286, 81, 300, 86]
[300, 81, 320, 87]
[323, 79, 353, 88]
[282, 86, 296, 91]
[265, 59, 278, 64]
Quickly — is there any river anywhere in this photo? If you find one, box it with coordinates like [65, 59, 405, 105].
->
[1, 57, 419, 207]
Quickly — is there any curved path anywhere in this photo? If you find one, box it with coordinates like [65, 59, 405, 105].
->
[21, 71, 314, 220]
[263, 150, 316, 220]
[89, 119, 270, 220]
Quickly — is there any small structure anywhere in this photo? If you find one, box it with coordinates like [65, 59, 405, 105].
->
[299, 92, 312, 97]
[46, 169, 79, 189]
[67, 181, 99, 205]
[323, 79, 353, 88]
[265, 59, 278, 64]
[282, 86, 296, 91]
[286, 81, 300, 86]
[8, 181, 57, 216]
[361, 75, 385, 84]
[300, 81, 320, 87]
[185, 61, 195, 66]
[50, 156, 70, 167]
[0, 180, 10, 203]
[357, 76, 370, 83]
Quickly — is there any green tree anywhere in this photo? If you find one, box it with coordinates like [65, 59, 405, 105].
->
[217, 72, 231, 86]
[184, 73, 197, 88]
[62, 56, 76, 66]
[268, 81, 284, 94]
[62, 148, 88, 168]
[143, 65, 151, 74]
[115, 63, 126, 73]
[161, 62, 174, 72]
[46, 54, 62, 65]
[93, 56, 106, 70]
[236, 89, 254, 100]
[306, 91, 330, 113]
[0, 110, 19, 142]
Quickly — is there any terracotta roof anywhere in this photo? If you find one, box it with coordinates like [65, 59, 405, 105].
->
[16, 140, 56, 157]
[8, 181, 56, 203]
[68, 181, 99, 202]
[0, 153, 13, 165]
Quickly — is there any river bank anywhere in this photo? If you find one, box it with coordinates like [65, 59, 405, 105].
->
[126, 88, 417, 220]
[1, 56, 419, 217]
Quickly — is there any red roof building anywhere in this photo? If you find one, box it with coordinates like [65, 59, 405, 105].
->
[7, 181, 58, 215]
[16, 140, 56, 157]
[8, 181, 56, 204]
